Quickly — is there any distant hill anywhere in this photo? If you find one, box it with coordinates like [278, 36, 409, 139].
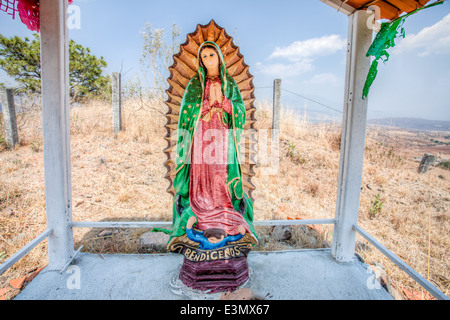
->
[368, 117, 450, 132]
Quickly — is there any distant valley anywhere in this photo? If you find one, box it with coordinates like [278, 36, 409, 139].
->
[368, 117, 450, 132]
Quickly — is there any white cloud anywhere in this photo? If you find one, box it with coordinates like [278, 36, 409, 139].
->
[254, 34, 346, 78]
[254, 59, 314, 77]
[395, 13, 450, 56]
[306, 73, 339, 85]
[269, 35, 346, 62]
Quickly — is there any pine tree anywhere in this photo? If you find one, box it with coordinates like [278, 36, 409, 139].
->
[0, 34, 110, 102]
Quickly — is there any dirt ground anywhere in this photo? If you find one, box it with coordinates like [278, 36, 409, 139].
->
[0, 100, 448, 300]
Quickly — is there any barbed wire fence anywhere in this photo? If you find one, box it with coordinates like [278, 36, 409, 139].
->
[253, 81, 343, 132]
[1, 74, 347, 149]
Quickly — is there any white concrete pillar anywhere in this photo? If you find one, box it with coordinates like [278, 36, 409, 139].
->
[332, 10, 373, 263]
[40, 0, 74, 270]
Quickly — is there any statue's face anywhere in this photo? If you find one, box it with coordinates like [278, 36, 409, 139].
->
[200, 47, 220, 74]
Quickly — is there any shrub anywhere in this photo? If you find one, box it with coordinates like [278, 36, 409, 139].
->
[437, 161, 450, 171]
[369, 193, 383, 219]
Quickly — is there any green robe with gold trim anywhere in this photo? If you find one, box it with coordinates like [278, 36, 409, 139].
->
[169, 41, 257, 246]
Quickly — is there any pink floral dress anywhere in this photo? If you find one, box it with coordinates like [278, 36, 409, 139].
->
[189, 77, 250, 236]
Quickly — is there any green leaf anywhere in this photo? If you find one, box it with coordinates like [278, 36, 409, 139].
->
[0, 251, 7, 261]
[362, 1, 444, 100]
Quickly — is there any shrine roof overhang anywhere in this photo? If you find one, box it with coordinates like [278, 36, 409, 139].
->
[320, 0, 433, 20]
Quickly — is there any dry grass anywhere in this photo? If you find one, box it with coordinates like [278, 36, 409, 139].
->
[0, 98, 449, 300]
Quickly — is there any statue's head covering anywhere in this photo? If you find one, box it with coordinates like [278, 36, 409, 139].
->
[196, 41, 228, 93]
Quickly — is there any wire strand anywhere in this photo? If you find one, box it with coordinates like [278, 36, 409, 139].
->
[281, 88, 343, 114]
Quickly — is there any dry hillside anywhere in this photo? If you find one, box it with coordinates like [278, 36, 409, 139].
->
[0, 98, 448, 300]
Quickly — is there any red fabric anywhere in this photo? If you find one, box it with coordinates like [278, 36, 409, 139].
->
[1, 0, 73, 32]
[189, 78, 250, 236]
[222, 97, 232, 115]
[0, 0, 18, 18]
[17, 0, 40, 32]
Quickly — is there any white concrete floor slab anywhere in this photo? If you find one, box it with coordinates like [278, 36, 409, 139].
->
[15, 249, 392, 300]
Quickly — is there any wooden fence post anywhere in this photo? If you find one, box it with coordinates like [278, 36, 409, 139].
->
[267, 79, 281, 176]
[0, 88, 19, 148]
[112, 72, 122, 135]
[272, 79, 281, 132]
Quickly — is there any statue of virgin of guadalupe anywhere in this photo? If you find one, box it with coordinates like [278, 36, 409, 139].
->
[164, 21, 258, 292]
[167, 40, 258, 251]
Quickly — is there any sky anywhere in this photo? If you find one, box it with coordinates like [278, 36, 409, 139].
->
[1, 0, 449, 121]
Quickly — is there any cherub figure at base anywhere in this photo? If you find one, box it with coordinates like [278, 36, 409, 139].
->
[186, 216, 245, 250]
